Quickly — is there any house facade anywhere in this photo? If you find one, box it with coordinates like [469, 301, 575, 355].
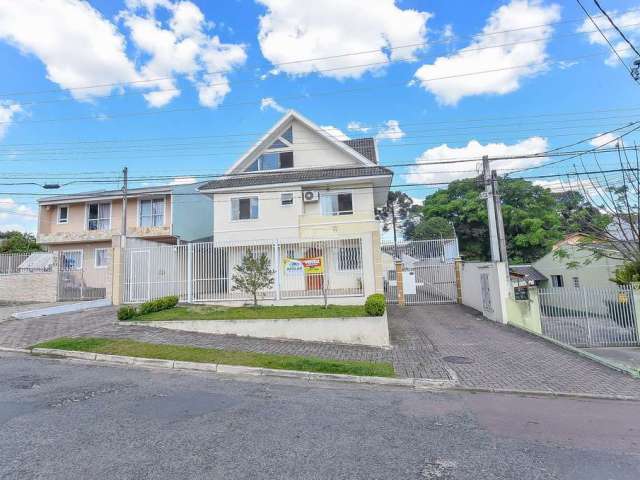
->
[197, 110, 393, 299]
[36, 182, 213, 297]
[532, 234, 624, 289]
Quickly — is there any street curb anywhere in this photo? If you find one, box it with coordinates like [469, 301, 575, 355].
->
[30, 347, 456, 391]
[507, 324, 640, 379]
[451, 385, 639, 402]
[0, 346, 31, 354]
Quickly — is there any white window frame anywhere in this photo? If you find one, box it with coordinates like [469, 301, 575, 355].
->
[230, 196, 259, 221]
[57, 205, 69, 224]
[61, 249, 83, 271]
[551, 274, 564, 288]
[138, 197, 166, 228]
[572, 276, 580, 288]
[280, 192, 294, 207]
[94, 248, 109, 269]
[336, 246, 362, 272]
[321, 191, 354, 216]
[86, 201, 112, 231]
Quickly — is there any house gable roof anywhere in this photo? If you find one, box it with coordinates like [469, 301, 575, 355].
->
[225, 110, 377, 174]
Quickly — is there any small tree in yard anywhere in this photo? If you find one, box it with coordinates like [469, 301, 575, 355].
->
[232, 250, 275, 307]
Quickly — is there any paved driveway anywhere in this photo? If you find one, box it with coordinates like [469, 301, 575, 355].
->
[1, 303, 639, 398]
[389, 305, 640, 398]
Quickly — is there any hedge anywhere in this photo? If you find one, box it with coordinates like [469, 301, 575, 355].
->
[117, 295, 179, 320]
[364, 294, 386, 316]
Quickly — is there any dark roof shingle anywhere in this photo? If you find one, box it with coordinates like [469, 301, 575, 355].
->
[198, 165, 392, 191]
[342, 138, 377, 163]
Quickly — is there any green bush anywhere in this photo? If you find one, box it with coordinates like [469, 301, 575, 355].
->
[364, 294, 386, 316]
[117, 306, 137, 321]
[138, 295, 180, 316]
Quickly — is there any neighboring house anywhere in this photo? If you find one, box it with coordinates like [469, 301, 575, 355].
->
[197, 110, 393, 297]
[532, 233, 624, 289]
[36, 182, 213, 291]
[509, 265, 547, 286]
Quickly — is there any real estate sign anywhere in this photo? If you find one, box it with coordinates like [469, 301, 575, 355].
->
[283, 257, 324, 275]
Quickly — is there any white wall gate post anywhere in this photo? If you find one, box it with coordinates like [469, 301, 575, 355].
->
[274, 239, 281, 301]
[187, 242, 193, 304]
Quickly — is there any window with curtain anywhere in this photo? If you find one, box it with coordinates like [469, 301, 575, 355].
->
[231, 197, 259, 220]
[320, 193, 353, 216]
[139, 199, 165, 227]
[87, 203, 111, 230]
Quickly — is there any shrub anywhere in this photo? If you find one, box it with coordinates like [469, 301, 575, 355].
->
[138, 295, 180, 316]
[364, 294, 386, 316]
[117, 306, 137, 321]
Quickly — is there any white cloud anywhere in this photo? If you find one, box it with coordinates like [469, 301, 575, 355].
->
[589, 132, 619, 148]
[0, 0, 246, 108]
[347, 121, 371, 133]
[376, 119, 405, 142]
[577, 8, 640, 66]
[260, 97, 287, 113]
[413, 0, 561, 105]
[0, 0, 140, 100]
[406, 136, 549, 185]
[256, 0, 431, 79]
[0, 198, 37, 233]
[120, 0, 247, 108]
[170, 176, 197, 185]
[320, 125, 350, 141]
[0, 102, 21, 139]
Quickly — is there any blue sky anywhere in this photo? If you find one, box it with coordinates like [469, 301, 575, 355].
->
[0, 0, 639, 232]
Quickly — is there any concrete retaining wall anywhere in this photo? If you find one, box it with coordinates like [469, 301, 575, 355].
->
[125, 312, 390, 347]
[0, 272, 58, 303]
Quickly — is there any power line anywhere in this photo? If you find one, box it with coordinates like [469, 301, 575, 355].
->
[576, 0, 631, 73]
[2, 10, 638, 100]
[0, 48, 630, 127]
[593, 0, 640, 57]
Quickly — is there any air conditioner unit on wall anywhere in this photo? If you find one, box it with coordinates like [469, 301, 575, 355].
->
[302, 191, 320, 203]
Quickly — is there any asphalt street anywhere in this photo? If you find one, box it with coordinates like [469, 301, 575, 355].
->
[1, 352, 639, 479]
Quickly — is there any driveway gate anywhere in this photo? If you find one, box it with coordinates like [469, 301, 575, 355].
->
[538, 286, 639, 347]
[382, 238, 459, 305]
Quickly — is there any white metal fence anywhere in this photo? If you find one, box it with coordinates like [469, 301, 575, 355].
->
[539, 286, 638, 347]
[122, 237, 365, 304]
[382, 238, 459, 305]
[0, 252, 50, 274]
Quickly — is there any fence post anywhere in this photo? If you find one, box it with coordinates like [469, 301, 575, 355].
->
[395, 260, 405, 306]
[632, 283, 640, 342]
[454, 257, 463, 304]
[111, 237, 123, 305]
[274, 239, 281, 301]
[187, 242, 193, 304]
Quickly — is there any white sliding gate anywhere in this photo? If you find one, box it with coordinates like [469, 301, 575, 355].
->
[122, 237, 365, 304]
[382, 238, 459, 305]
[539, 286, 639, 347]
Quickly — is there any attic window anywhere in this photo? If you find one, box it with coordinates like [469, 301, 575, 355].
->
[282, 126, 293, 143]
[269, 139, 288, 149]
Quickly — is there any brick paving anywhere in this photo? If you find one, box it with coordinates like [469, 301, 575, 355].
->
[1, 303, 639, 397]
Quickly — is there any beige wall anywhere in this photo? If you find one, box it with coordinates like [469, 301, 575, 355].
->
[0, 272, 58, 302]
[533, 244, 623, 288]
[234, 118, 363, 173]
[213, 184, 377, 243]
[39, 194, 172, 241]
[47, 242, 112, 289]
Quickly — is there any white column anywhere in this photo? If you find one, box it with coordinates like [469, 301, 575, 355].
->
[274, 240, 281, 301]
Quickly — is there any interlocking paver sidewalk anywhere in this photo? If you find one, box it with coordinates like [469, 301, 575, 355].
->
[1, 303, 639, 397]
[389, 304, 640, 398]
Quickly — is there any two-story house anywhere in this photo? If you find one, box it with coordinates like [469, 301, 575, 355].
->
[37, 181, 212, 298]
[197, 110, 393, 298]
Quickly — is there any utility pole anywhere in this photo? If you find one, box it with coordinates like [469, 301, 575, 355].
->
[390, 201, 399, 259]
[491, 170, 509, 264]
[482, 156, 501, 262]
[121, 166, 128, 248]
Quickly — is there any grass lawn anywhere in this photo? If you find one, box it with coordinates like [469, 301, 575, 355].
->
[130, 304, 370, 322]
[34, 337, 395, 377]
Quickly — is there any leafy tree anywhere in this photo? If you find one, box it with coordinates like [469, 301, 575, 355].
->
[0, 231, 42, 253]
[231, 250, 275, 307]
[410, 177, 563, 263]
[406, 216, 454, 240]
[554, 190, 610, 234]
[375, 191, 420, 242]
